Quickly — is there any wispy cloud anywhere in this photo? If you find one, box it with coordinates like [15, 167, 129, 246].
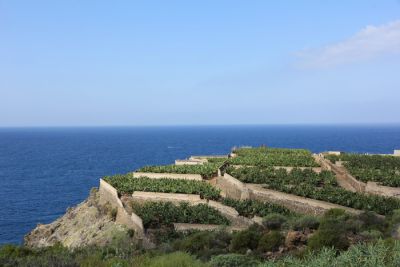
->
[296, 20, 400, 68]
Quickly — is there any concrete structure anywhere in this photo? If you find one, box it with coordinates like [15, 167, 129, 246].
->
[395, 150, 400, 156]
[215, 173, 250, 200]
[132, 191, 202, 204]
[98, 179, 145, 237]
[173, 223, 247, 233]
[175, 159, 205, 165]
[247, 184, 362, 216]
[365, 182, 400, 198]
[327, 151, 341, 155]
[189, 155, 228, 160]
[132, 172, 203, 181]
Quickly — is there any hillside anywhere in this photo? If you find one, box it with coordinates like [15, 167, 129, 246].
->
[10, 146, 400, 266]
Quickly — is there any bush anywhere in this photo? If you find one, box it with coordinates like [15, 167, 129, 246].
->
[210, 254, 260, 267]
[360, 230, 384, 240]
[291, 215, 320, 231]
[258, 231, 284, 252]
[262, 213, 287, 230]
[308, 215, 349, 251]
[139, 252, 206, 267]
[230, 225, 262, 253]
[173, 231, 231, 260]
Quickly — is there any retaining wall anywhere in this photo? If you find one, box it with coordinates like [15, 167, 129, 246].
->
[98, 179, 145, 237]
[175, 159, 205, 165]
[247, 184, 362, 216]
[130, 191, 253, 227]
[132, 172, 203, 181]
[365, 182, 400, 198]
[215, 173, 250, 200]
[132, 192, 202, 204]
[189, 155, 228, 160]
[173, 223, 247, 233]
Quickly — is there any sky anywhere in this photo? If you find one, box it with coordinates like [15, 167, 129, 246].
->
[1, 0, 400, 126]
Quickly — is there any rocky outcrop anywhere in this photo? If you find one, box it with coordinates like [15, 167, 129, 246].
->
[24, 189, 135, 248]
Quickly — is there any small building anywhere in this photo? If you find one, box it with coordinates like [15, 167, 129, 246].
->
[394, 150, 400, 156]
[327, 151, 341, 156]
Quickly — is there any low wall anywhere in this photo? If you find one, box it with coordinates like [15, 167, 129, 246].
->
[175, 159, 204, 165]
[98, 179, 145, 237]
[216, 173, 250, 200]
[313, 155, 331, 171]
[247, 184, 361, 216]
[365, 182, 400, 198]
[322, 158, 366, 192]
[173, 223, 247, 233]
[132, 172, 203, 181]
[190, 155, 228, 160]
[132, 191, 202, 203]
[130, 191, 252, 227]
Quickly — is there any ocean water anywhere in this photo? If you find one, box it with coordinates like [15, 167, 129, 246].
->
[1, 125, 400, 245]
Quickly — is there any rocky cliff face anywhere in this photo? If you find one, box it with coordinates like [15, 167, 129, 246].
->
[24, 189, 133, 248]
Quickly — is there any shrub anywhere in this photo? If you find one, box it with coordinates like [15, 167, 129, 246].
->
[291, 215, 320, 231]
[139, 252, 206, 267]
[262, 213, 287, 230]
[230, 225, 262, 253]
[210, 254, 260, 267]
[308, 215, 349, 251]
[257, 231, 284, 252]
[173, 231, 231, 260]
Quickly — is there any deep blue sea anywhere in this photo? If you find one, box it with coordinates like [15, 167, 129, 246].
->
[1, 125, 400, 245]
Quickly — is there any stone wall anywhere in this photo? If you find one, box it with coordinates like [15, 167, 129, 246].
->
[130, 191, 253, 227]
[189, 155, 228, 160]
[175, 159, 204, 165]
[247, 184, 362, 216]
[98, 179, 145, 237]
[215, 173, 250, 200]
[132, 172, 203, 181]
[365, 182, 400, 198]
[173, 223, 247, 233]
[132, 191, 202, 204]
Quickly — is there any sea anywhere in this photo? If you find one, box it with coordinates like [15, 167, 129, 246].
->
[1, 125, 400, 245]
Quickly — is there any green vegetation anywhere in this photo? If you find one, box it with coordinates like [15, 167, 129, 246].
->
[137, 163, 221, 179]
[230, 147, 319, 167]
[257, 231, 284, 252]
[260, 240, 400, 267]
[221, 198, 293, 218]
[103, 175, 221, 200]
[327, 153, 400, 187]
[210, 254, 260, 267]
[131, 202, 230, 228]
[228, 166, 400, 215]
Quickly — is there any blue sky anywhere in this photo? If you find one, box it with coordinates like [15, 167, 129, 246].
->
[1, 0, 400, 126]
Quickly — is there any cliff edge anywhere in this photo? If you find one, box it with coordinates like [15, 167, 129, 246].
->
[24, 188, 134, 248]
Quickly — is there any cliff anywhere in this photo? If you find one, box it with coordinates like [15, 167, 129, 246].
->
[24, 188, 134, 248]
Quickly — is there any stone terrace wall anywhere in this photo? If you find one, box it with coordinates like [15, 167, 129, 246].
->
[216, 173, 250, 200]
[173, 223, 247, 233]
[132, 191, 201, 204]
[132, 172, 203, 181]
[247, 184, 362, 216]
[98, 179, 145, 237]
[365, 182, 400, 198]
[175, 159, 204, 165]
[130, 191, 253, 227]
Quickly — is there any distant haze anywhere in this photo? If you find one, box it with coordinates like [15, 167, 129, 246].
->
[1, 1, 400, 126]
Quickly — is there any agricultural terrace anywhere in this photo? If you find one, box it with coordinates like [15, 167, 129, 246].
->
[130, 202, 230, 228]
[221, 198, 294, 218]
[326, 154, 400, 187]
[137, 162, 222, 179]
[227, 166, 400, 215]
[229, 147, 319, 167]
[103, 175, 221, 200]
